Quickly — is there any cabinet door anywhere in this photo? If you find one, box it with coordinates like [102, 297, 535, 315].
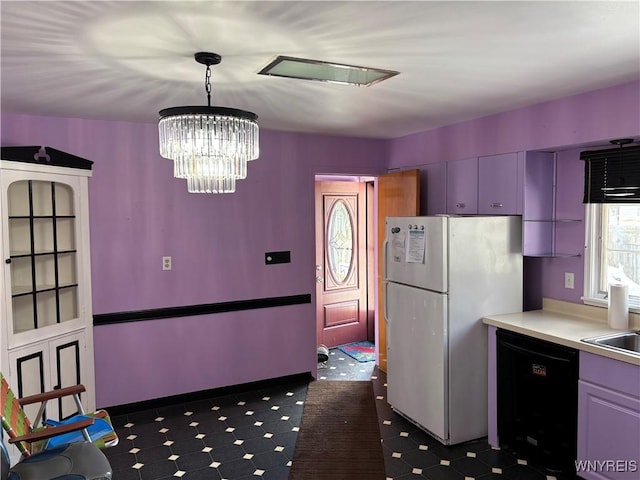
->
[446, 157, 478, 214]
[7, 331, 88, 422]
[421, 162, 447, 215]
[577, 380, 640, 480]
[4, 175, 84, 343]
[478, 153, 521, 215]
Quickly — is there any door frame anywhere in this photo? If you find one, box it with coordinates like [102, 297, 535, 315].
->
[314, 176, 376, 349]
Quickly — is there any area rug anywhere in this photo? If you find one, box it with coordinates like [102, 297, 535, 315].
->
[337, 341, 375, 362]
[289, 380, 385, 480]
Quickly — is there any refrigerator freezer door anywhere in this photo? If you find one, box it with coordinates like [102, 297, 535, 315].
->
[386, 281, 448, 441]
[385, 216, 447, 293]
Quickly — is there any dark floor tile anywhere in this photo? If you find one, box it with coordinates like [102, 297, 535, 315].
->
[230, 425, 267, 442]
[128, 408, 162, 424]
[382, 450, 415, 477]
[422, 463, 466, 480]
[167, 435, 206, 455]
[251, 450, 290, 470]
[502, 463, 550, 480]
[398, 447, 441, 470]
[181, 466, 222, 480]
[131, 431, 169, 449]
[175, 450, 214, 471]
[450, 455, 494, 477]
[110, 467, 141, 480]
[216, 457, 257, 478]
[107, 451, 137, 472]
[135, 444, 173, 464]
[478, 474, 510, 480]
[429, 441, 482, 461]
[208, 444, 248, 463]
[138, 459, 179, 480]
[240, 436, 277, 455]
[477, 447, 519, 469]
[383, 433, 421, 452]
[261, 465, 291, 480]
[129, 420, 165, 437]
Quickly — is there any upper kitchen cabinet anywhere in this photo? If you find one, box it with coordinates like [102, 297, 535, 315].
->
[446, 157, 478, 214]
[421, 162, 447, 215]
[521, 151, 581, 257]
[0, 146, 96, 416]
[478, 153, 521, 215]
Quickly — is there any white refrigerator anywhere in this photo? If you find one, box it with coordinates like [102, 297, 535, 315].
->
[384, 215, 523, 445]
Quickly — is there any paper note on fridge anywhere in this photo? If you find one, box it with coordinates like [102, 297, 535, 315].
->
[406, 229, 426, 263]
[392, 231, 405, 262]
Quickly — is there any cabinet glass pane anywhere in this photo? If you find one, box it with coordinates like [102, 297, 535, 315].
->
[56, 218, 76, 251]
[59, 288, 78, 322]
[8, 218, 31, 255]
[57, 253, 77, 286]
[31, 181, 53, 216]
[34, 255, 56, 290]
[12, 296, 35, 333]
[7, 181, 30, 216]
[33, 218, 54, 253]
[10, 257, 32, 295]
[54, 183, 74, 216]
[36, 291, 58, 328]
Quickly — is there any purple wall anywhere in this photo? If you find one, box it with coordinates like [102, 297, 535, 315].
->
[388, 81, 640, 168]
[1, 114, 386, 407]
[2, 80, 638, 407]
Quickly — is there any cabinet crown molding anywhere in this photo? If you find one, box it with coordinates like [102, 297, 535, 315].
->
[0, 146, 93, 170]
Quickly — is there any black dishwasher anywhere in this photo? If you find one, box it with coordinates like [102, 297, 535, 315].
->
[497, 329, 579, 474]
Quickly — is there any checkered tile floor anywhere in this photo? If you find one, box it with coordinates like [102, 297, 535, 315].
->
[103, 347, 576, 480]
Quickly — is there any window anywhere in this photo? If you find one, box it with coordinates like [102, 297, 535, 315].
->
[584, 203, 640, 310]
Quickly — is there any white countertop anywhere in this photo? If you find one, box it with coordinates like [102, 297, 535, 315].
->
[483, 299, 640, 366]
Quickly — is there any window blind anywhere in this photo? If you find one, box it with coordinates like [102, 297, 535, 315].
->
[581, 144, 640, 203]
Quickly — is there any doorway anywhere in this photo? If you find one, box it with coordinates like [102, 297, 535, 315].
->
[314, 179, 375, 349]
[314, 170, 420, 373]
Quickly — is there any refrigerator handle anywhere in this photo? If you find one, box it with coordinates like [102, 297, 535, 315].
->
[383, 280, 390, 326]
[382, 237, 390, 325]
[382, 238, 389, 282]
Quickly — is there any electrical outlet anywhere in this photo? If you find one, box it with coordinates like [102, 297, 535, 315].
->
[564, 272, 574, 289]
[162, 256, 172, 271]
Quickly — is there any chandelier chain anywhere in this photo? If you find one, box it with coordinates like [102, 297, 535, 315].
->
[205, 64, 212, 107]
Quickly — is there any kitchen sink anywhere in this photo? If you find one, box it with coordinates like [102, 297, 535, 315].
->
[582, 331, 640, 355]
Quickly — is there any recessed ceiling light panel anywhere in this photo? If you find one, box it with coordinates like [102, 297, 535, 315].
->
[258, 56, 399, 87]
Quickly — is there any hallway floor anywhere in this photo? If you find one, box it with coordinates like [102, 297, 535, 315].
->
[103, 347, 576, 480]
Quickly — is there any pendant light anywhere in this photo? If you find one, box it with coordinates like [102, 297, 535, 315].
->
[159, 52, 259, 193]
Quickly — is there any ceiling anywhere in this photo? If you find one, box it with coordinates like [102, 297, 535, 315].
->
[1, 1, 639, 139]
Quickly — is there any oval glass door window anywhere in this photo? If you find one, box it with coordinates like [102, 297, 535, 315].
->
[327, 200, 354, 284]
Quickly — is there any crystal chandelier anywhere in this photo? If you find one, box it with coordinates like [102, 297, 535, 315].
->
[159, 52, 259, 193]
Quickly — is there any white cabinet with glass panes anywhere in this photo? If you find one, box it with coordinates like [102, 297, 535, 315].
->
[0, 146, 95, 415]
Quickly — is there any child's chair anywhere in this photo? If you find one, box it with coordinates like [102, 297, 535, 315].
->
[1, 372, 118, 458]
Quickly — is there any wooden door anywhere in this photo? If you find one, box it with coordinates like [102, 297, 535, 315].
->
[315, 181, 367, 348]
[377, 170, 420, 372]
